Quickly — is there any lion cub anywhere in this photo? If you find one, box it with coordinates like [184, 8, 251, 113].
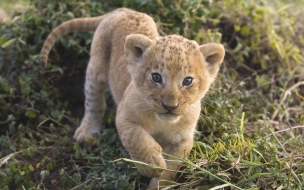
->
[41, 8, 225, 189]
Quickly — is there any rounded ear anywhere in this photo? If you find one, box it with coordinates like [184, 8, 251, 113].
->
[124, 34, 152, 65]
[199, 43, 225, 77]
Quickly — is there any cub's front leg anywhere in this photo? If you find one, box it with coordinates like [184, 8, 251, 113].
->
[116, 117, 166, 178]
[148, 138, 194, 189]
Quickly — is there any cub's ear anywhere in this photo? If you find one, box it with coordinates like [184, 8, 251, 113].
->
[199, 43, 225, 78]
[124, 34, 152, 65]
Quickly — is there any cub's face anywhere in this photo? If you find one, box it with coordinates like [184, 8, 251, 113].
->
[125, 35, 225, 122]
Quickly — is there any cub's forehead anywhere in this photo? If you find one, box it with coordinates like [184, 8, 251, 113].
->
[146, 35, 203, 72]
[153, 35, 199, 54]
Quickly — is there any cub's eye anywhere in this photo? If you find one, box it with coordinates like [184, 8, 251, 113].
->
[183, 77, 193, 86]
[152, 73, 162, 84]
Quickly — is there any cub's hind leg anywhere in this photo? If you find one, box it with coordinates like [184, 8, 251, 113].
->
[73, 58, 108, 144]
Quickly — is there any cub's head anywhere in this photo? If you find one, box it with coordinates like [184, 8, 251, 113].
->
[124, 34, 225, 122]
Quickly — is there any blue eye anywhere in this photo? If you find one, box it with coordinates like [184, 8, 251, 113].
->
[152, 73, 162, 84]
[183, 77, 193, 86]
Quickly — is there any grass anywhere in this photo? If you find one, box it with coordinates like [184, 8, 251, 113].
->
[0, 0, 303, 189]
[0, 0, 30, 22]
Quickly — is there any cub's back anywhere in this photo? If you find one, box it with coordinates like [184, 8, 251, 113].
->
[91, 8, 159, 103]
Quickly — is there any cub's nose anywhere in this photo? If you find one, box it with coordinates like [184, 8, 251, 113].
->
[162, 102, 179, 111]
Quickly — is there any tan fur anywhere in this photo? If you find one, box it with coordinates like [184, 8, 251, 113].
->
[41, 8, 225, 189]
[40, 15, 106, 64]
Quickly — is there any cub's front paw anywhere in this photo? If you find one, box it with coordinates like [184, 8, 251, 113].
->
[135, 151, 166, 178]
[73, 122, 100, 145]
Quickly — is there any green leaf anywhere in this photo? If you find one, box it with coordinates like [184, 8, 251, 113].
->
[25, 110, 37, 119]
[0, 35, 8, 46]
[240, 25, 250, 37]
[18, 77, 32, 95]
[28, 164, 35, 171]
[47, 163, 53, 171]
[1, 38, 16, 49]
[0, 169, 7, 177]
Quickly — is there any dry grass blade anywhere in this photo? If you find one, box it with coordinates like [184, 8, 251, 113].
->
[271, 81, 304, 120]
[0, 150, 23, 167]
[264, 125, 304, 138]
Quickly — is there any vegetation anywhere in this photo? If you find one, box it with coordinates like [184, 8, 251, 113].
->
[0, 0, 303, 189]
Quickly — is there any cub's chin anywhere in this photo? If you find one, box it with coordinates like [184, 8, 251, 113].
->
[155, 113, 181, 123]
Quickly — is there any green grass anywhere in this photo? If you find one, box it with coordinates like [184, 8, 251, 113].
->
[0, 0, 303, 189]
[0, 0, 30, 21]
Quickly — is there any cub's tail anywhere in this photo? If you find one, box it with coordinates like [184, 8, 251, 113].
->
[40, 15, 106, 66]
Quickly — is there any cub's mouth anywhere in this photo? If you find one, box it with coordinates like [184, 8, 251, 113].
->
[155, 112, 181, 123]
